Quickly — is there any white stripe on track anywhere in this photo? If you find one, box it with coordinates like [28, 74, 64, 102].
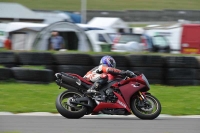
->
[0, 112, 200, 118]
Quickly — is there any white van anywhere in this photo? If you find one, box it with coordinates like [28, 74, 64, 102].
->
[77, 23, 117, 52]
[145, 24, 183, 53]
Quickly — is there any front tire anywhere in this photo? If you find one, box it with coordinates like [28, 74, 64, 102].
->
[55, 90, 87, 119]
[130, 94, 161, 120]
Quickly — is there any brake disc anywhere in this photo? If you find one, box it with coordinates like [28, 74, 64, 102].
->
[141, 100, 154, 112]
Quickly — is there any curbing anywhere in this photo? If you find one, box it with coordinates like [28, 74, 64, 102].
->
[0, 112, 200, 118]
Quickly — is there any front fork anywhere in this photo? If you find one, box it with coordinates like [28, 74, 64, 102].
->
[138, 91, 146, 100]
[137, 91, 149, 107]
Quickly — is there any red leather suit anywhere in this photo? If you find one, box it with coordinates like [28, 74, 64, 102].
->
[83, 64, 123, 82]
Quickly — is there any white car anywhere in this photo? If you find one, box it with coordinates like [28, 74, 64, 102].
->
[110, 33, 170, 53]
[111, 33, 146, 52]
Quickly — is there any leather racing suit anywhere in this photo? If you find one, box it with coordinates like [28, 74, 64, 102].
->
[83, 64, 128, 92]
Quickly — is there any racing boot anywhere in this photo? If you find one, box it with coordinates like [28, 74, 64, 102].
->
[87, 74, 108, 94]
[87, 82, 100, 93]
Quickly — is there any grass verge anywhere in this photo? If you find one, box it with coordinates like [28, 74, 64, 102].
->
[4, 0, 200, 10]
[0, 81, 200, 115]
[21, 65, 46, 70]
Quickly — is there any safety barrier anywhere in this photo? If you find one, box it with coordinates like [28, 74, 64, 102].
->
[86, 9, 200, 22]
[34, 9, 200, 22]
[0, 51, 200, 86]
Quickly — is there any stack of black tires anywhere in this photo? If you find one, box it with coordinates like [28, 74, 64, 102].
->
[0, 51, 200, 86]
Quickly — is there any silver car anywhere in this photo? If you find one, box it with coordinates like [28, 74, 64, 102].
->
[111, 33, 170, 53]
[111, 33, 146, 52]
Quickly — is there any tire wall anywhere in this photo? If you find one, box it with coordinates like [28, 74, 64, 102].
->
[127, 55, 164, 84]
[164, 56, 200, 86]
[0, 52, 200, 86]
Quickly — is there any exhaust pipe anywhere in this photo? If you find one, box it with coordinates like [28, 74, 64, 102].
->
[70, 97, 94, 108]
[55, 80, 78, 91]
[55, 73, 81, 86]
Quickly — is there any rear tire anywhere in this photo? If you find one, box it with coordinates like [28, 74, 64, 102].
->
[55, 90, 87, 119]
[130, 94, 161, 120]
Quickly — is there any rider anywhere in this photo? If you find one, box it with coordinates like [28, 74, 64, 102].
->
[83, 55, 136, 93]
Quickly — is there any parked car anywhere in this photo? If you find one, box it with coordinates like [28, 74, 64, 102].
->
[110, 33, 170, 53]
[111, 33, 145, 52]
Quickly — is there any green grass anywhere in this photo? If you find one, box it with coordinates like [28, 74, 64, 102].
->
[0, 82, 63, 113]
[2, 49, 200, 57]
[129, 24, 149, 27]
[21, 65, 46, 70]
[0, 132, 20, 133]
[150, 85, 200, 115]
[1, 0, 200, 11]
[0, 81, 200, 115]
[0, 65, 5, 68]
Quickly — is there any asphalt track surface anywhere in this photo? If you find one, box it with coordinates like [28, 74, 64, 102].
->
[0, 113, 200, 133]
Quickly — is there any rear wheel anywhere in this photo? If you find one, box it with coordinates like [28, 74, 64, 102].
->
[130, 94, 161, 120]
[55, 90, 87, 119]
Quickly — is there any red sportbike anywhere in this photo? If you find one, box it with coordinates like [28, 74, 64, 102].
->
[55, 71, 161, 120]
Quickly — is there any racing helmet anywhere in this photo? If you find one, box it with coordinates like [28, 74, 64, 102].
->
[100, 55, 116, 68]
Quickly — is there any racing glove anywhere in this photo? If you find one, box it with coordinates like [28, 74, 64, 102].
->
[106, 67, 136, 77]
[121, 70, 136, 78]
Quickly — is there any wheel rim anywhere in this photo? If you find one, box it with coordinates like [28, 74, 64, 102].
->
[60, 92, 85, 112]
[134, 95, 159, 115]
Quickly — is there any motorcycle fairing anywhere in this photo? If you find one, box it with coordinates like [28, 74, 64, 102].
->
[112, 75, 149, 90]
[118, 81, 145, 108]
[92, 92, 131, 114]
[67, 73, 92, 85]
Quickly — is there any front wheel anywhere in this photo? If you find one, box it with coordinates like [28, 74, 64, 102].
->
[130, 94, 161, 120]
[55, 90, 87, 119]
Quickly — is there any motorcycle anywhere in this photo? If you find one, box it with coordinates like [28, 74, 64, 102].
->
[54, 71, 161, 120]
